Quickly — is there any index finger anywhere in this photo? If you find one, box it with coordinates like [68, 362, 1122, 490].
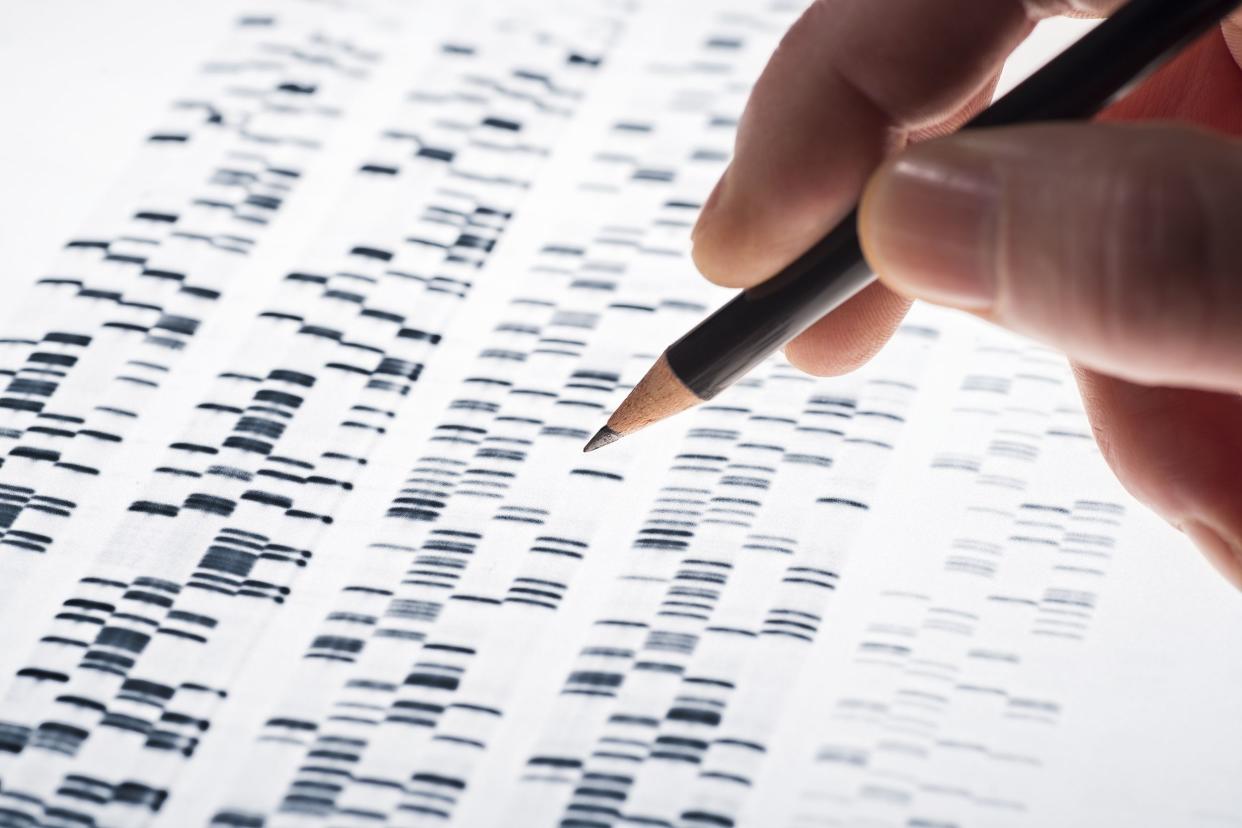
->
[690, 0, 1118, 374]
[694, 0, 1125, 286]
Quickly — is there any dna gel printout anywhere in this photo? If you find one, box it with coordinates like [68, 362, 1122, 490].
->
[1, 2, 1240, 827]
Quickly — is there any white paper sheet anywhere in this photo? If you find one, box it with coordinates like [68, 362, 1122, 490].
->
[1, 2, 1240, 827]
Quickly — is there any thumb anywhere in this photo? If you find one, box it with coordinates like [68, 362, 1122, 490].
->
[859, 123, 1242, 392]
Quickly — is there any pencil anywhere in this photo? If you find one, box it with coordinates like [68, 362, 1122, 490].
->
[584, 0, 1242, 453]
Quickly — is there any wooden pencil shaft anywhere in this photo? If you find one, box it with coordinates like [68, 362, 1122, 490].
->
[605, 353, 700, 436]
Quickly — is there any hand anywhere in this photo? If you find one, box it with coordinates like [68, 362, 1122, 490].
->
[691, 1, 1242, 589]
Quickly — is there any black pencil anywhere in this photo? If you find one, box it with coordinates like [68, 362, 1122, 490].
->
[584, 0, 1242, 453]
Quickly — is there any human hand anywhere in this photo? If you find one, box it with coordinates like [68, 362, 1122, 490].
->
[691, 1, 1242, 588]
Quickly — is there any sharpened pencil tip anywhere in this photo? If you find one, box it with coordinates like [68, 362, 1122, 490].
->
[583, 425, 621, 453]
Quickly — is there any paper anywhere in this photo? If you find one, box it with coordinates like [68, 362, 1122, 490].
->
[1, 2, 1240, 826]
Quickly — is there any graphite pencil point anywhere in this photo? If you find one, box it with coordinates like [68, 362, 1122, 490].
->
[583, 426, 621, 453]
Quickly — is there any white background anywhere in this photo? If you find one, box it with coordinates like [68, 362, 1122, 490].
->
[0, 1, 248, 282]
[2, 5, 1240, 824]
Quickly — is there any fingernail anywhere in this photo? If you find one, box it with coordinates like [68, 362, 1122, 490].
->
[859, 143, 1001, 310]
[1182, 519, 1242, 591]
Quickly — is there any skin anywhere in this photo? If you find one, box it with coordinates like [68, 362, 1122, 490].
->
[691, 1, 1242, 588]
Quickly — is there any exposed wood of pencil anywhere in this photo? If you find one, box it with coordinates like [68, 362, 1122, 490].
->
[583, 353, 702, 451]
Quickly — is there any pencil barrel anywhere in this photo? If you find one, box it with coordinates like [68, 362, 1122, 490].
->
[668, 211, 873, 399]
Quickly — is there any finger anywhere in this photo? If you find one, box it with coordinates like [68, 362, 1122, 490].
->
[860, 122, 1242, 391]
[691, 0, 1122, 288]
[691, 1, 1120, 377]
[783, 282, 911, 376]
[788, 12, 1238, 379]
[782, 76, 999, 376]
[1225, 10, 1242, 70]
[909, 73, 1002, 143]
[692, 0, 1039, 289]
[1100, 20, 1242, 135]
[1074, 366, 1242, 589]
